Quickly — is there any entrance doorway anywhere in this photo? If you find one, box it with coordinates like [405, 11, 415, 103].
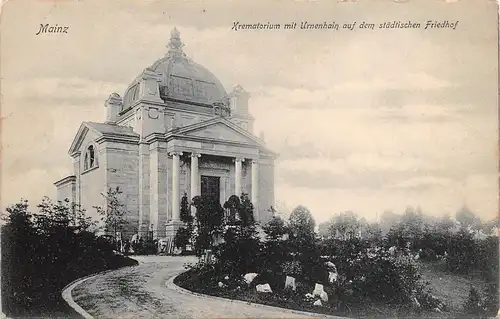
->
[201, 175, 220, 204]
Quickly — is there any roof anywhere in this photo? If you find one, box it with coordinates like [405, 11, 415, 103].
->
[122, 28, 228, 110]
[68, 122, 139, 156]
[84, 122, 139, 137]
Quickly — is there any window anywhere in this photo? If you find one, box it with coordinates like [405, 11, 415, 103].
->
[83, 144, 98, 171]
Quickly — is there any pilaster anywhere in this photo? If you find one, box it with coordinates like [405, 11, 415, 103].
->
[138, 143, 150, 233]
[170, 151, 183, 221]
[150, 141, 168, 238]
[234, 157, 244, 196]
[251, 159, 259, 221]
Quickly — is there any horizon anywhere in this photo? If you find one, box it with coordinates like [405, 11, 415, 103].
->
[1, 0, 498, 225]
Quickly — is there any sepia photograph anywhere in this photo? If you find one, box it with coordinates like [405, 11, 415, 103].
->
[1, 0, 499, 318]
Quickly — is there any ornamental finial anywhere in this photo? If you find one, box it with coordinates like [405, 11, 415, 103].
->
[166, 27, 185, 57]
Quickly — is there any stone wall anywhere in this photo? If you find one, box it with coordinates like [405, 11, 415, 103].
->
[78, 131, 105, 222]
[258, 159, 275, 224]
[103, 141, 140, 235]
[55, 180, 76, 203]
[149, 141, 169, 237]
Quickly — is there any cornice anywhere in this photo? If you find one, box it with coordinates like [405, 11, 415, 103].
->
[54, 175, 76, 187]
[95, 133, 140, 145]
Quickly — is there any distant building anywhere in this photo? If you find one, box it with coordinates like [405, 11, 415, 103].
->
[54, 28, 277, 239]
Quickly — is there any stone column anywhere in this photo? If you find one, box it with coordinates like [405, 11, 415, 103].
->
[190, 152, 201, 198]
[171, 151, 182, 221]
[234, 157, 244, 196]
[251, 159, 259, 220]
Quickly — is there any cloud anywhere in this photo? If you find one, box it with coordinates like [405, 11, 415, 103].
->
[278, 153, 434, 190]
[334, 72, 452, 92]
[388, 176, 455, 190]
[5, 77, 125, 104]
[376, 103, 464, 123]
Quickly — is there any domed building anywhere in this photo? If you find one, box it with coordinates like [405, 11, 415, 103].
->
[54, 28, 277, 240]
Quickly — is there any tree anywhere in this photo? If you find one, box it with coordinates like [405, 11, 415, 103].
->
[287, 205, 321, 282]
[1, 197, 133, 317]
[317, 221, 330, 239]
[288, 205, 315, 240]
[379, 210, 401, 235]
[36, 197, 96, 234]
[455, 205, 480, 230]
[364, 221, 383, 243]
[180, 192, 193, 225]
[401, 206, 424, 235]
[263, 215, 288, 241]
[238, 193, 255, 226]
[436, 213, 456, 233]
[215, 194, 261, 276]
[481, 218, 500, 236]
[94, 187, 129, 241]
[191, 195, 224, 255]
[327, 211, 366, 240]
[175, 193, 194, 251]
[390, 206, 425, 248]
[223, 195, 240, 224]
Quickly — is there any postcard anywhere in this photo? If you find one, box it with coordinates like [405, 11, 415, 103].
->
[1, 0, 498, 318]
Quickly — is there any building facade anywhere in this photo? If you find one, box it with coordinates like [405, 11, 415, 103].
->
[54, 28, 277, 239]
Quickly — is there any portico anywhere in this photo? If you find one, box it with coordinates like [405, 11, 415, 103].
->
[168, 150, 260, 221]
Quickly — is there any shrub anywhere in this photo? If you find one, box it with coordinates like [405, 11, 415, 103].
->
[211, 194, 263, 277]
[323, 242, 425, 305]
[1, 199, 137, 317]
[476, 236, 499, 282]
[192, 195, 224, 256]
[213, 224, 262, 277]
[174, 226, 192, 250]
[261, 216, 291, 281]
[445, 229, 477, 273]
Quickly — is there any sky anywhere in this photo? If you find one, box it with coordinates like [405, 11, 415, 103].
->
[1, 0, 498, 224]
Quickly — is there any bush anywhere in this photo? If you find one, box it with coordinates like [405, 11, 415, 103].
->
[321, 240, 428, 306]
[444, 231, 498, 283]
[174, 227, 191, 250]
[476, 236, 499, 282]
[1, 199, 138, 317]
[213, 224, 262, 277]
[352, 249, 421, 304]
[177, 261, 220, 293]
[445, 229, 477, 273]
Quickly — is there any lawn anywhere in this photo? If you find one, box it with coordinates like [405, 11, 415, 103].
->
[418, 259, 490, 313]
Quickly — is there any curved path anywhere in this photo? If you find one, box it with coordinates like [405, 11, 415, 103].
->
[70, 255, 344, 319]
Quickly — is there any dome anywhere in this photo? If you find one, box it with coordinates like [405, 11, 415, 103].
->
[123, 28, 228, 109]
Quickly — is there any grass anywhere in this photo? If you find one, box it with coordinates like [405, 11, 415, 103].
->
[418, 259, 490, 312]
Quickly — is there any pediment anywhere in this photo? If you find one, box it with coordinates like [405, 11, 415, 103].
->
[68, 124, 91, 156]
[68, 122, 139, 156]
[170, 117, 277, 157]
[183, 122, 258, 145]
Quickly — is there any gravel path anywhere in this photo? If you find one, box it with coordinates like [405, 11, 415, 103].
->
[71, 255, 340, 319]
